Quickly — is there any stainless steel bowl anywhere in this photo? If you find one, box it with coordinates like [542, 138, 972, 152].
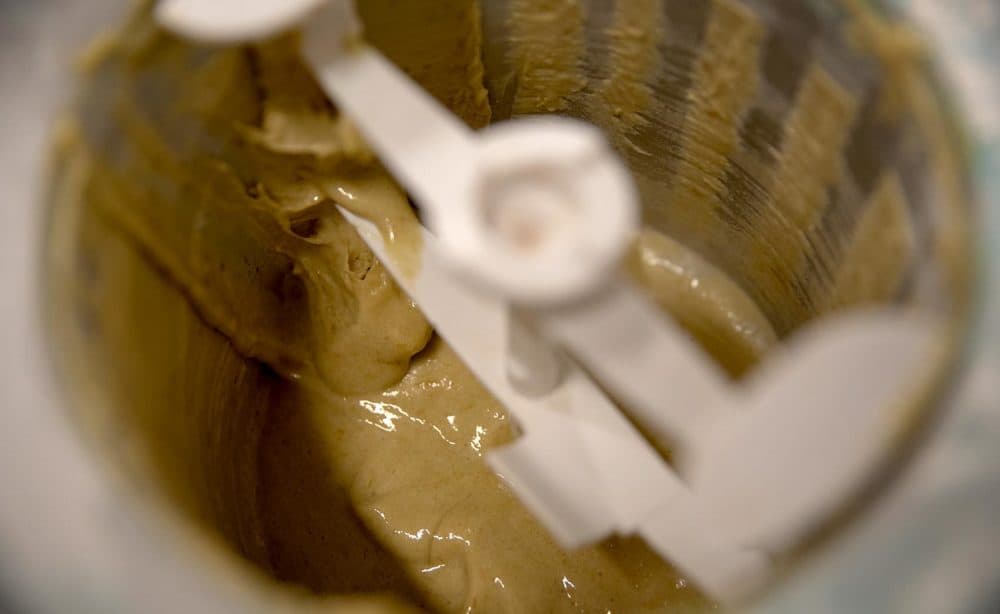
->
[2, 1, 995, 613]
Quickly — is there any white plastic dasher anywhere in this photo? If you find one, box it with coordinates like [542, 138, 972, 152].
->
[156, 0, 944, 604]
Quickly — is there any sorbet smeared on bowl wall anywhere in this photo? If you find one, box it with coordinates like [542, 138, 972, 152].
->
[46, 0, 970, 612]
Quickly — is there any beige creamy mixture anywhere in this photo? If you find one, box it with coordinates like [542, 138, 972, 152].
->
[45, 0, 966, 612]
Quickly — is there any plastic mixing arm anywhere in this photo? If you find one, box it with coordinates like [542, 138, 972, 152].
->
[156, 0, 326, 43]
[688, 311, 940, 553]
[153, 0, 772, 599]
[300, 2, 478, 239]
[154, 0, 945, 605]
[538, 278, 734, 454]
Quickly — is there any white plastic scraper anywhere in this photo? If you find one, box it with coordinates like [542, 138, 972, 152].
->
[157, 0, 944, 604]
